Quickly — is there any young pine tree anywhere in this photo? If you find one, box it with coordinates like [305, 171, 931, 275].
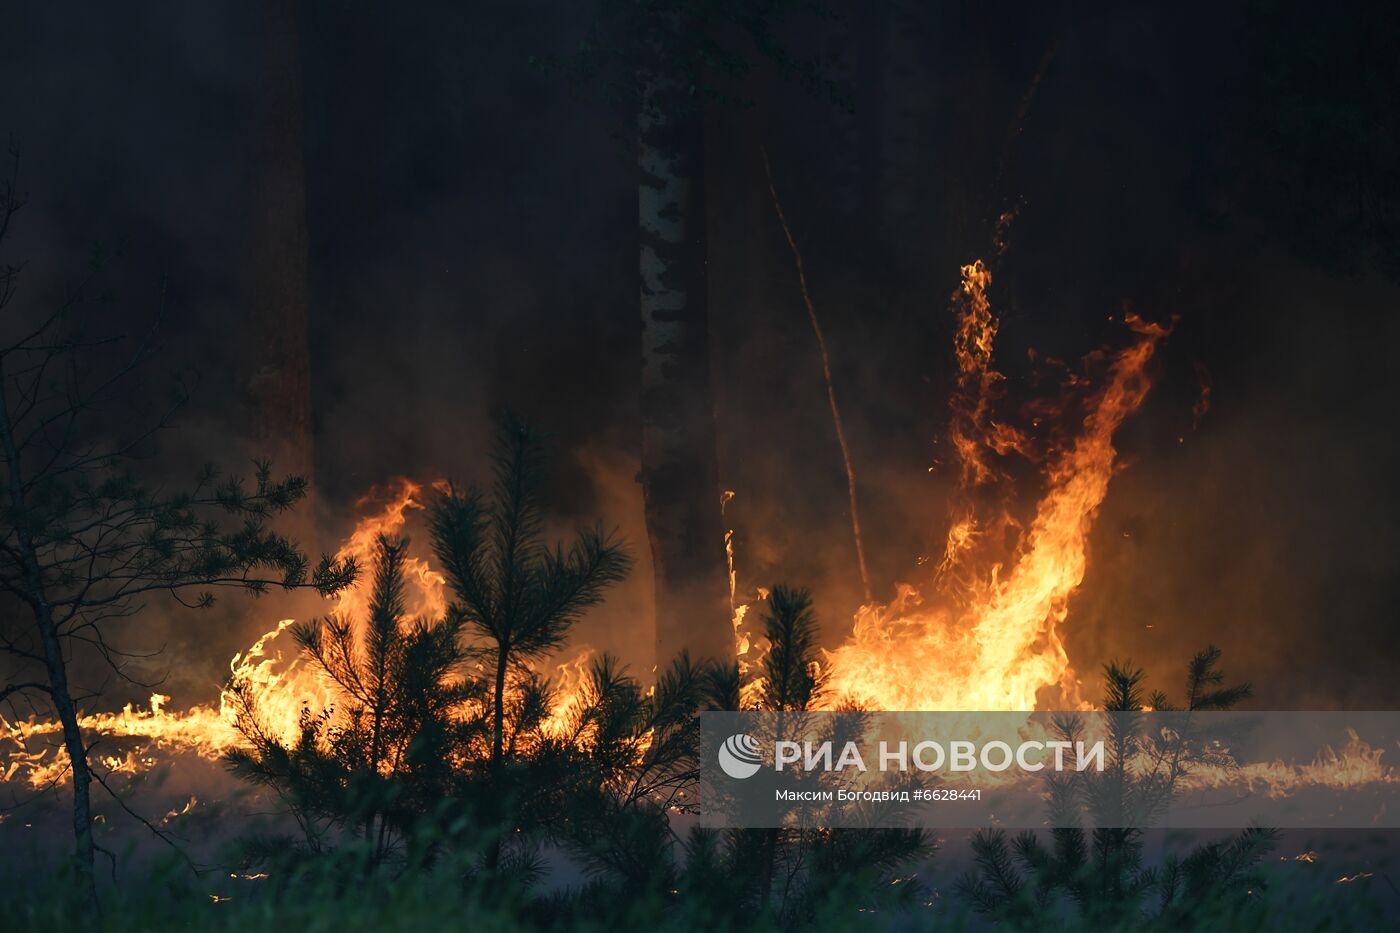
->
[227, 534, 480, 867]
[231, 417, 634, 875]
[956, 646, 1270, 928]
[683, 587, 929, 928]
[426, 417, 631, 776]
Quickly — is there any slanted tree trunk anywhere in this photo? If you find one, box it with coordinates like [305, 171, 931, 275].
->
[0, 373, 99, 918]
[638, 68, 733, 667]
[245, 0, 315, 527]
[34, 600, 96, 913]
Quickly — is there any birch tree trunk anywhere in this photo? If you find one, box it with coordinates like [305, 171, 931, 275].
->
[638, 71, 733, 667]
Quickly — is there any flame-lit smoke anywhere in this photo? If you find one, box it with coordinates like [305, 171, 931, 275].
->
[820, 261, 1171, 712]
[5, 259, 1400, 810]
[1, 479, 598, 789]
[17, 258, 1166, 788]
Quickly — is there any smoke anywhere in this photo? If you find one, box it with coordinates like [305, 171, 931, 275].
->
[1067, 262, 1400, 709]
[4, 0, 1400, 719]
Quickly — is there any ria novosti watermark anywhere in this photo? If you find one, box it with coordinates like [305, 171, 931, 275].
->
[698, 711, 1400, 830]
[721, 733, 1106, 777]
[717, 733, 764, 779]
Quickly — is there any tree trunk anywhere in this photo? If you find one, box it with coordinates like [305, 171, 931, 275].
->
[491, 645, 508, 766]
[0, 376, 99, 917]
[245, 0, 315, 530]
[36, 603, 99, 916]
[638, 70, 733, 668]
[486, 644, 509, 869]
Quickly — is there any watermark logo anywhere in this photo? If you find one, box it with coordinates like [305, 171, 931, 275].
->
[717, 733, 763, 779]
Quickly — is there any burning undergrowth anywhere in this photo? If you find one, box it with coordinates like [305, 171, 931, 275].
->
[3, 258, 1393, 811]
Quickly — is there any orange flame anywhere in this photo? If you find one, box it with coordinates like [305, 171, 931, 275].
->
[821, 262, 1171, 711]
[4, 258, 1396, 816]
[1, 479, 595, 787]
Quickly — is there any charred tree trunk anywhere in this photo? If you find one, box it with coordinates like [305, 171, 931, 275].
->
[638, 68, 733, 667]
[245, 0, 315, 528]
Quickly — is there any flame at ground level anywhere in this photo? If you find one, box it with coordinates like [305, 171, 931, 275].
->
[821, 289, 1171, 711]
[3, 259, 1171, 789]
[5, 262, 1398, 807]
[0, 480, 602, 789]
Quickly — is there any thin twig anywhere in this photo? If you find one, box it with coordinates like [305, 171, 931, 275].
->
[761, 146, 872, 602]
[90, 767, 207, 876]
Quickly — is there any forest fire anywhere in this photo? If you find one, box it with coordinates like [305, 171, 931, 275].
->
[0, 258, 1205, 784]
[7, 4, 1400, 924]
[10, 3, 1400, 924]
[0, 260, 1386, 806]
[821, 262, 1169, 712]
[0, 478, 608, 788]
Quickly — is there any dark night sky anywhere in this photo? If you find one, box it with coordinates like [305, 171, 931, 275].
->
[3, 0, 1398, 709]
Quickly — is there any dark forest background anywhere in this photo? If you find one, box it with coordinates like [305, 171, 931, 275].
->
[3, 0, 1398, 711]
